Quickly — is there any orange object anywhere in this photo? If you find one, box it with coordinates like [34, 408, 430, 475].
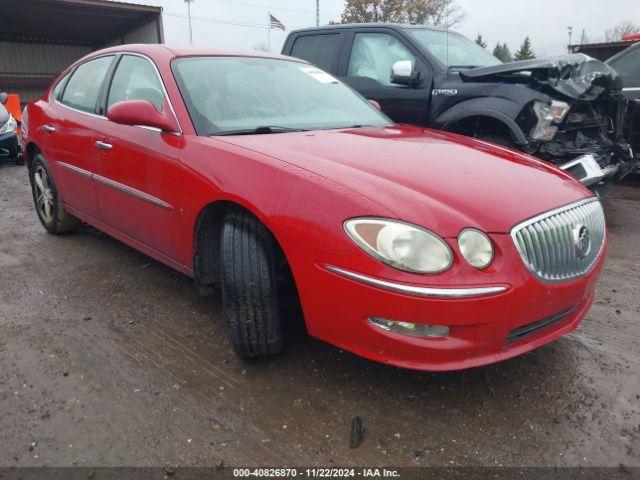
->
[5, 94, 22, 122]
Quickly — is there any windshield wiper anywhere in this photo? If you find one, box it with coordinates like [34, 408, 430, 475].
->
[210, 126, 308, 136]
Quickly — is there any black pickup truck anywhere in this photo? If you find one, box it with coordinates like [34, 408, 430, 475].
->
[282, 23, 638, 196]
[607, 42, 640, 159]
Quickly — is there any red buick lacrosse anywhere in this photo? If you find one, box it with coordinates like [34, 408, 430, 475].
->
[23, 45, 607, 371]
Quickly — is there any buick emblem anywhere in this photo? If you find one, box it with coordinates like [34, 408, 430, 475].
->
[572, 224, 591, 259]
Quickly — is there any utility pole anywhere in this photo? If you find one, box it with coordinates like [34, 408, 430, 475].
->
[316, 0, 319, 27]
[185, 0, 194, 45]
[567, 25, 573, 53]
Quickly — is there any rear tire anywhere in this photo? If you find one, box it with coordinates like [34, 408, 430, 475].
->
[29, 154, 80, 234]
[220, 210, 285, 358]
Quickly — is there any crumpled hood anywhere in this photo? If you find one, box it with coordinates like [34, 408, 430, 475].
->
[459, 53, 623, 100]
[216, 125, 591, 236]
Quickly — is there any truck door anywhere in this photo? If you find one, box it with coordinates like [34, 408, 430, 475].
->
[340, 30, 431, 126]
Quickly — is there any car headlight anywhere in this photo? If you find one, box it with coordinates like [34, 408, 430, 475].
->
[344, 218, 453, 274]
[458, 228, 494, 269]
[0, 114, 17, 134]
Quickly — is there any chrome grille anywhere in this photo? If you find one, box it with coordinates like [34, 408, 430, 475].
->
[511, 198, 606, 283]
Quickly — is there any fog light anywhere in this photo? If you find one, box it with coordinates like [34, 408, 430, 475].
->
[368, 317, 450, 338]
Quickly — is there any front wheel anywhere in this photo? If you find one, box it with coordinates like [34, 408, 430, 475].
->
[30, 154, 80, 234]
[220, 211, 285, 358]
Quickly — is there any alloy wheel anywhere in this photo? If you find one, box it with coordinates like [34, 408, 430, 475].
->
[34, 166, 54, 224]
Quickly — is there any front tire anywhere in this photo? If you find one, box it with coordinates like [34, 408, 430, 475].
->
[220, 211, 285, 358]
[30, 154, 80, 234]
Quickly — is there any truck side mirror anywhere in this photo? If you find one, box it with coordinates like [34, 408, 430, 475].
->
[391, 61, 421, 86]
[0, 93, 7, 105]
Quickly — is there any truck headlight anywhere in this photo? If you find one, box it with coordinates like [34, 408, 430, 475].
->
[0, 114, 17, 134]
[345, 218, 453, 274]
[458, 228, 494, 269]
[531, 100, 569, 141]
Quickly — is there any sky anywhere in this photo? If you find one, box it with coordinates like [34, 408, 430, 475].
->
[125, 0, 639, 58]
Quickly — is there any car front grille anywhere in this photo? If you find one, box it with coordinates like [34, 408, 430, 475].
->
[511, 198, 606, 283]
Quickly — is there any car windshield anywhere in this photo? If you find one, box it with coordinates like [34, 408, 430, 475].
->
[408, 29, 502, 69]
[172, 56, 393, 135]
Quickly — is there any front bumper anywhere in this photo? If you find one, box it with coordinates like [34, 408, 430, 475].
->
[0, 131, 19, 160]
[284, 233, 606, 372]
[560, 151, 638, 197]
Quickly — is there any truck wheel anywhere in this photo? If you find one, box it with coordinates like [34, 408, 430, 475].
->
[30, 154, 80, 234]
[220, 210, 285, 358]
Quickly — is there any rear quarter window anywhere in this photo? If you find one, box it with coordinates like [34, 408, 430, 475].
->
[290, 34, 341, 73]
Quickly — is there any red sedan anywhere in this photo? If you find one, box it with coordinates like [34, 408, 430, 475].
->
[22, 45, 607, 371]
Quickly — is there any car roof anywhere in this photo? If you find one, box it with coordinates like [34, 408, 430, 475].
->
[77, 44, 302, 64]
[287, 22, 446, 35]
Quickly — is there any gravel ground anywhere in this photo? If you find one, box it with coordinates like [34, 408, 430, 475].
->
[0, 164, 639, 468]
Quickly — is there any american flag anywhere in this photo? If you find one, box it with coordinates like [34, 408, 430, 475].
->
[269, 14, 285, 31]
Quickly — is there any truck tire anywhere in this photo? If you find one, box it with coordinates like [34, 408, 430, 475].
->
[30, 154, 80, 234]
[220, 210, 285, 358]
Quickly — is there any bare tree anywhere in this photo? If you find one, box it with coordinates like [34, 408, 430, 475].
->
[604, 20, 640, 42]
[340, 0, 465, 28]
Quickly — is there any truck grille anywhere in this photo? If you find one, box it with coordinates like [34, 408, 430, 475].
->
[511, 198, 605, 283]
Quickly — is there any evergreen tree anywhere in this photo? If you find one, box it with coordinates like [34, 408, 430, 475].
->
[475, 33, 487, 49]
[514, 36, 536, 61]
[492, 42, 513, 63]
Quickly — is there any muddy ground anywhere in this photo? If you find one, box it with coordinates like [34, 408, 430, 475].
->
[0, 164, 638, 468]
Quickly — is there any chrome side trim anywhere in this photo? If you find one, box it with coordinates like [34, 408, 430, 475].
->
[93, 174, 174, 210]
[55, 161, 173, 210]
[57, 161, 92, 178]
[324, 265, 508, 298]
[622, 87, 640, 92]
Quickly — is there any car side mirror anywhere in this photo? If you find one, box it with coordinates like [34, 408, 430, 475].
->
[391, 60, 421, 86]
[106, 100, 179, 133]
[0, 93, 7, 105]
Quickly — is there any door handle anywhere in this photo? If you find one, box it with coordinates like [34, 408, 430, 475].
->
[95, 140, 113, 151]
[43, 125, 56, 133]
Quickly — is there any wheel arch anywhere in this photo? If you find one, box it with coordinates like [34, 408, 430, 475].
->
[24, 141, 42, 171]
[437, 99, 529, 145]
[192, 199, 298, 300]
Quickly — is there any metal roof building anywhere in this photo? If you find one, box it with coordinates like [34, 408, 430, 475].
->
[0, 0, 164, 105]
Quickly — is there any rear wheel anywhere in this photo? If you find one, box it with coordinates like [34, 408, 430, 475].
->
[30, 154, 80, 234]
[220, 210, 285, 358]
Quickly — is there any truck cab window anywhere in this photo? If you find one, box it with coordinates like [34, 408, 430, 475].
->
[610, 47, 640, 88]
[348, 33, 416, 87]
[290, 34, 341, 72]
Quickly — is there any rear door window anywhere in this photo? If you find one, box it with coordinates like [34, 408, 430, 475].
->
[107, 55, 165, 111]
[61, 56, 113, 113]
[290, 34, 342, 73]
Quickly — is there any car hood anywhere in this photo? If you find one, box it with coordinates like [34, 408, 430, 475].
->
[216, 125, 592, 236]
[459, 53, 623, 100]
